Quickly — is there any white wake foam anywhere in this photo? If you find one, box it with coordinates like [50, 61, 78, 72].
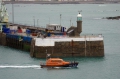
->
[0, 65, 41, 69]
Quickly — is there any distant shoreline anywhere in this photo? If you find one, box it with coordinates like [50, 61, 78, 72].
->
[3, 1, 120, 4]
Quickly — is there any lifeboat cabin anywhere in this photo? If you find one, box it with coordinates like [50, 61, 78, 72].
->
[40, 58, 78, 68]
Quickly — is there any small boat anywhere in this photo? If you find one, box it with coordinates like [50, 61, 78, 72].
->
[40, 58, 78, 68]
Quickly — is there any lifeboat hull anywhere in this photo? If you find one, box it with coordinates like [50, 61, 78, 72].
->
[40, 62, 78, 68]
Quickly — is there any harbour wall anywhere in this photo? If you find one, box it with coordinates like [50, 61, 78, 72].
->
[30, 36, 104, 58]
[0, 32, 31, 51]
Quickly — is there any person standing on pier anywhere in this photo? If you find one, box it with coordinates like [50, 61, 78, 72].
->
[17, 27, 22, 33]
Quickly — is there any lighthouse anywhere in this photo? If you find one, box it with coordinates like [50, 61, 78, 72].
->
[77, 12, 82, 34]
[67, 12, 82, 37]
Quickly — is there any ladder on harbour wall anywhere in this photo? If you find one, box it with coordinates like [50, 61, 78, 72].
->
[30, 39, 35, 57]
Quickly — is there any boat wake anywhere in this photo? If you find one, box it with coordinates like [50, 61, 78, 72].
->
[46, 67, 78, 70]
[0, 64, 41, 69]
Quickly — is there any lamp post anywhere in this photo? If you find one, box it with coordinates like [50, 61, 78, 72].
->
[12, 0, 14, 23]
[70, 18, 72, 27]
[33, 16, 35, 27]
[60, 14, 61, 26]
[37, 19, 39, 27]
[49, 17, 50, 24]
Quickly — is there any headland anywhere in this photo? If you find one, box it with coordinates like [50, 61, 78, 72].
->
[3, 1, 120, 4]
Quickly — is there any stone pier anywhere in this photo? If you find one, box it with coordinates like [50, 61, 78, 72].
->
[30, 35, 104, 58]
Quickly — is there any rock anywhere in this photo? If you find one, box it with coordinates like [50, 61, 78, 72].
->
[103, 16, 120, 20]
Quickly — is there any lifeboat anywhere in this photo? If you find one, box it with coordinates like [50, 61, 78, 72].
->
[40, 58, 78, 68]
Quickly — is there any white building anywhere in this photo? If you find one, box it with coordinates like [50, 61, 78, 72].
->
[46, 24, 62, 31]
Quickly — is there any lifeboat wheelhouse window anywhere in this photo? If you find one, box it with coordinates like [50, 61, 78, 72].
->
[51, 60, 62, 62]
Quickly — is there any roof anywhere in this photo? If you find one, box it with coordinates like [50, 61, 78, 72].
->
[47, 24, 61, 26]
[77, 13, 82, 17]
[67, 29, 74, 33]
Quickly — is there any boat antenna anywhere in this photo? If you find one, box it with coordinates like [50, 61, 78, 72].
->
[46, 49, 51, 60]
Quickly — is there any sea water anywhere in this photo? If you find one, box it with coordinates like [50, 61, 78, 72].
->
[0, 4, 120, 79]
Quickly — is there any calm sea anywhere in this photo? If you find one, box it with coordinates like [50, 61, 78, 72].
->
[0, 4, 120, 79]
